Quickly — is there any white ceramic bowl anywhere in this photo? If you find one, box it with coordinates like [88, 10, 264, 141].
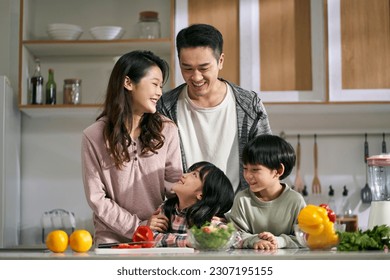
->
[48, 23, 82, 32]
[90, 26, 124, 40]
[47, 23, 83, 40]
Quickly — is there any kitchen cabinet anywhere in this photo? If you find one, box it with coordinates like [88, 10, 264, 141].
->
[328, 0, 390, 102]
[239, 0, 327, 102]
[18, 0, 175, 118]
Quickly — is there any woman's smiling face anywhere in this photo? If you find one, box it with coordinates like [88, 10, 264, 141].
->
[125, 65, 163, 116]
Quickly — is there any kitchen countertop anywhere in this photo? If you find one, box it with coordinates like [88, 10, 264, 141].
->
[0, 247, 389, 260]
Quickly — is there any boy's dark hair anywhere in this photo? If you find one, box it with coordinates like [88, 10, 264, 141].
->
[242, 135, 296, 180]
[163, 161, 234, 228]
[175, 23, 223, 61]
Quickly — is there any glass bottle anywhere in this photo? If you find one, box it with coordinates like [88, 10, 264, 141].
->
[45, 68, 56, 105]
[137, 11, 161, 39]
[30, 58, 44, 104]
[341, 185, 352, 216]
[339, 185, 358, 232]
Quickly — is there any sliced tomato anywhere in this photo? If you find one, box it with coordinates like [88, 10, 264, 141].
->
[133, 226, 154, 243]
[115, 243, 142, 249]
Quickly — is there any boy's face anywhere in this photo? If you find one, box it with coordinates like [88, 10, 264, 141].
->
[179, 46, 224, 99]
[243, 163, 280, 193]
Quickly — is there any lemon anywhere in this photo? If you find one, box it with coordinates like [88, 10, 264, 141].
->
[46, 230, 69, 253]
[69, 229, 93, 253]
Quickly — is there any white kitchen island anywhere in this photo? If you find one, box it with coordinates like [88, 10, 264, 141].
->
[0, 247, 389, 260]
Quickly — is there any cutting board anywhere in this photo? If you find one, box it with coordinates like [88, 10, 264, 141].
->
[95, 247, 195, 255]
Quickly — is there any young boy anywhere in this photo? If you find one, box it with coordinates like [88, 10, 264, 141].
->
[229, 134, 306, 250]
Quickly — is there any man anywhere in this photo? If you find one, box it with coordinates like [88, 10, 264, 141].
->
[158, 23, 272, 193]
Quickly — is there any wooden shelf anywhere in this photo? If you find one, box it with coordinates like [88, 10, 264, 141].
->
[19, 104, 103, 118]
[23, 39, 171, 57]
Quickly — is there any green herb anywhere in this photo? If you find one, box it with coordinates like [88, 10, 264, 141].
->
[189, 222, 236, 250]
[337, 224, 390, 251]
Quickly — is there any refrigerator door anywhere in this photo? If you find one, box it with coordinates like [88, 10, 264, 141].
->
[0, 75, 21, 247]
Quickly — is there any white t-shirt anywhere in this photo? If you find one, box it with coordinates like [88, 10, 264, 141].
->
[177, 84, 240, 192]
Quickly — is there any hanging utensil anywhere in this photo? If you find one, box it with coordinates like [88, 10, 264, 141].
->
[312, 134, 321, 194]
[294, 134, 304, 193]
[382, 133, 387, 153]
[361, 133, 372, 204]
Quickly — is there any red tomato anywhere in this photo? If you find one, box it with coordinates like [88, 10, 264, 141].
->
[133, 226, 154, 248]
[202, 227, 211, 233]
[327, 210, 337, 223]
[319, 204, 330, 210]
[319, 204, 336, 223]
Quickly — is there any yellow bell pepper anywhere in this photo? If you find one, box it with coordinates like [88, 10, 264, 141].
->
[298, 204, 324, 226]
[297, 205, 338, 249]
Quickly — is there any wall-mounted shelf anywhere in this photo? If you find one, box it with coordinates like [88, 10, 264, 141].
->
[19, 104, 102, 118]
[23, 39, 171, 57]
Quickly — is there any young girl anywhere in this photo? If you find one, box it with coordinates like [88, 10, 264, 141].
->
[229, 134, 306, 250]
[153, 161, 235, 247]
[82, 50, 183, 245]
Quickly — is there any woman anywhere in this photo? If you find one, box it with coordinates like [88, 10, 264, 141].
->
[81, 50, 183, 245]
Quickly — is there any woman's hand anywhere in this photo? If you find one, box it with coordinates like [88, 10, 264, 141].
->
[147, 210, 169, 232]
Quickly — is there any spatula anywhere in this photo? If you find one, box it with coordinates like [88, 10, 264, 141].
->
[312, 134, 321, 194]
[361, 133, 372, 204]
[294, 134, 304, 193]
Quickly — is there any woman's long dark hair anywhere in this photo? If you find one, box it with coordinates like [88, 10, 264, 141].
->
[163, 161, 234, 228]
[97, 50, 169, 169]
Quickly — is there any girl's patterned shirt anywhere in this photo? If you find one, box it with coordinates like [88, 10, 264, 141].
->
[153, 204, 188, 247]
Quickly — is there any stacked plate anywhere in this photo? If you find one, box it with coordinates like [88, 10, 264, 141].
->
[47, 23, 83, 40]
[90, 26, 124, 40]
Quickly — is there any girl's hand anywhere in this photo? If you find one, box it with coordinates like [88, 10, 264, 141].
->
[147, 210, 169, 232]
[258, 231, 277, 245]
[253, 239, 277, 250]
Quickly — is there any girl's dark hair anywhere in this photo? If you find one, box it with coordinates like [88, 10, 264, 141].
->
[242, 135, 296, 180]
[97, 50, 169, 169]
[163, 161, 234, 228]
[176, 23, 223, 61]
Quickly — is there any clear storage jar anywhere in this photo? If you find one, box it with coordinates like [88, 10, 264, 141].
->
[63, 79, 81, 104]
[137, 11, 161, 39]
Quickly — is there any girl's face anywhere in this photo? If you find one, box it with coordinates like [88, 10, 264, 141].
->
[172, 169, 204, 208]
[243, 163, 280, 194]
[124, 65, 163, 116]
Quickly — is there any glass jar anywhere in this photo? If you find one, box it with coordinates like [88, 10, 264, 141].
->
[137, 11, 161, 39]
[63, 79, 81, 104]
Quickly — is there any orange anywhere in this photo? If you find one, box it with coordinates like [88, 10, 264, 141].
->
[46, 230, 69, 253]
[69, 229, 93, 253]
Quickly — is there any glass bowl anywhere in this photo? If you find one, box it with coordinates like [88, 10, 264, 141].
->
[294, 223, 345, 250]
[187, 223, 237, 251]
